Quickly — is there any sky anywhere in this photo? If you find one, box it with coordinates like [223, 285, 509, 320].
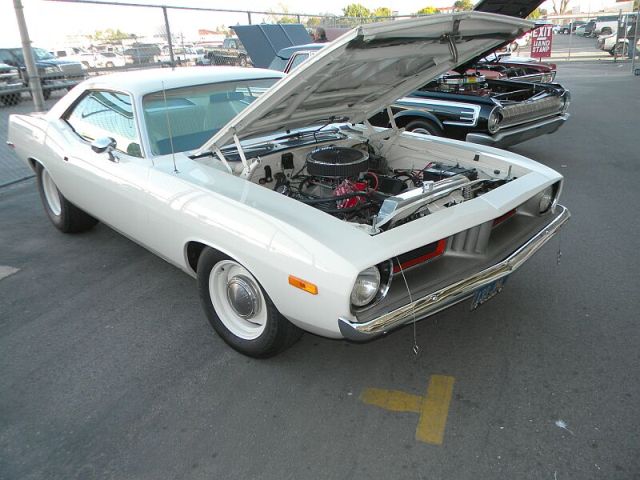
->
[0, 0, 629, 47]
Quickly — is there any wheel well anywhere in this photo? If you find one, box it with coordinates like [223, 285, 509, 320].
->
[186, 241, 208, 273]
[394, 115, 440, 132]
[27, 157, 39, 172]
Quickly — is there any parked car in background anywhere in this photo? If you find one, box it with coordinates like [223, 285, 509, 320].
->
[592, 15, 619, 36]
[77, 52, 126, 69]
[123, 44, 161, 65]
[272, 45, 568, 148]
[596, 15, 638, 56]
[0, 47, 84, 100]
[584, 19, 597, 36]
[198, 37, 249, 67]
[7, 13, 570, 357]
[158, 46, 204, 65]
[575, 24, 587, 36]
[469, 53, 556, 82]
[560, 21, 586, 34]
[0, 62, 23, 106]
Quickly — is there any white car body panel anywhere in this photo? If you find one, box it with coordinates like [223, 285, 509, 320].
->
[7, 14, 567, 341]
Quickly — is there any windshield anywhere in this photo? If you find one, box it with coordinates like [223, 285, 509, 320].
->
[9, 47, 55, 62]
[143, 78, 280, 156]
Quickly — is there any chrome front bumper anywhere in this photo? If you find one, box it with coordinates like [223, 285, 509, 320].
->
[466, 114, 569, 148]
[338, 205, 570, 341]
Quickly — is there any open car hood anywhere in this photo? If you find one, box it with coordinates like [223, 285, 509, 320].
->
[195, 12, 533, 156]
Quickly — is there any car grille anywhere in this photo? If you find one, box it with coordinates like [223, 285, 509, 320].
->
[448, 221, 493, 255]
[500, 96, 563, 128]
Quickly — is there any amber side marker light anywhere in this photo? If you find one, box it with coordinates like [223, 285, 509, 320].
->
[288, 275, 318, 295]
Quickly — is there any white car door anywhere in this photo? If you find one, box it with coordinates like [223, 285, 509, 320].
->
[51, 89, 151, 240]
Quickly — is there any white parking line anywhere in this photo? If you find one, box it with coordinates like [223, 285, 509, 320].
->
[0, 266, 19, 281]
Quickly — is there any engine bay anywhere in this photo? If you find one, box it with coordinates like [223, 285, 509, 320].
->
[250, 139, 516, 233]
[421, 73, 548, 103]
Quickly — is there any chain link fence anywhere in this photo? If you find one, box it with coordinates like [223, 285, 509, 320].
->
[1, 0, 639, 186]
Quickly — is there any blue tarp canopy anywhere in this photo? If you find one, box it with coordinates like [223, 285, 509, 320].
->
[231, 24, 312, 69]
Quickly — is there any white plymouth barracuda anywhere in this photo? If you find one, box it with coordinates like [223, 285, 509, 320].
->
[7, 12, 570, 357]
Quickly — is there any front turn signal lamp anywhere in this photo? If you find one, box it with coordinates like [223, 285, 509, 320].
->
[288, 275, 318, 295]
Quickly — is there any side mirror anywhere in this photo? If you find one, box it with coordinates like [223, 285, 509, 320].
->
[91, 136, 118, 162]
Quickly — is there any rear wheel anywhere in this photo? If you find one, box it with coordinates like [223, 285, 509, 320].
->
[35, 163, 98, 233]
[404, 119, 442, 137]
[197, 249, 302, 357]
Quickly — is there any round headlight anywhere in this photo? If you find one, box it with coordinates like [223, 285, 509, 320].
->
[538, 186, 554, 213]
[488, 107, 502, 134]
[350, 266, 381, 307]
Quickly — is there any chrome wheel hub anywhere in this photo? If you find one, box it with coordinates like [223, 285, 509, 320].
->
[209, 260, 267, 340]
[226, 275, 260, 319]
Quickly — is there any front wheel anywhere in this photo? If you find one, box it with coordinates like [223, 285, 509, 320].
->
[197, 249, 302, 357]
[404, 119, 443, 136]
[35, 163, 98, 233]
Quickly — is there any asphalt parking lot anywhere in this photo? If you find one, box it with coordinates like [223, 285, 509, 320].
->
[1, 62, 639, 480]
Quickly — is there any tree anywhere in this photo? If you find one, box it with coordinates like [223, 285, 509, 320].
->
[306, 17, 322, 27]
[372, 7, 393, 18]
[343, 3, 372, 18]
[416, 6, 439, 15]
[453, 0, 474, 11]
[551, 0, 570, 15]
[527, 8, 542, 20]
[91, 28, 133, 43]
[267, 3, 299, 24]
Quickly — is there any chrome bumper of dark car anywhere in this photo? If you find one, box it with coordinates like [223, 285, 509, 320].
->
[466, 114, 569, 148]
[338, 205, 570, 341]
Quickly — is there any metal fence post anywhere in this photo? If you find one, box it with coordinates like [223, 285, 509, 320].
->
[247, 11, 252, 24]
[13, 0, 44, 111]
[632, 8, 640, 73]
[162, 6, 175, 67]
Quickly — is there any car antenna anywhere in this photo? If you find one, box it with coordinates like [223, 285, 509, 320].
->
[161, 81, 179, 174]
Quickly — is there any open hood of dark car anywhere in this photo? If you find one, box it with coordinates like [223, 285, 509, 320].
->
[451, 0, 546, 72]
[474, 0, 546, 19]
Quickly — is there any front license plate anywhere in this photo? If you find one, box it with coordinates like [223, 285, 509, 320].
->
[470, 277, 508, 310]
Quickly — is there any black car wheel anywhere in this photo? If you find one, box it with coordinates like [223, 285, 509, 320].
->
[405, 119, 442, 137]
[239, 55, 247, 67]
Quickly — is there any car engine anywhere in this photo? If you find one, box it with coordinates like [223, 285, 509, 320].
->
[431, 74, 492, 97]
[275, 145, 510, 231]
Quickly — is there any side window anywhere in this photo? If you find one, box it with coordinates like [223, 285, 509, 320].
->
[288, 53, 310, 72]
[65, 90, 142, 157]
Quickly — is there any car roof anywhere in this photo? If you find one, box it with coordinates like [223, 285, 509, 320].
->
[78, 66, 285, 96]
[276, 43, 325, 59]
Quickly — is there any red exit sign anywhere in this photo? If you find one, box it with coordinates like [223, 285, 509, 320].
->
[531, 25, 554, 58]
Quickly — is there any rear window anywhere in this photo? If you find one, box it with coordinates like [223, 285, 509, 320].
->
[142, 78, 279, 156]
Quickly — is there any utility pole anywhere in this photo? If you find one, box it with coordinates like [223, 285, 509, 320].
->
[162, 6, 175, 67]
[13, 0, 44, 111]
